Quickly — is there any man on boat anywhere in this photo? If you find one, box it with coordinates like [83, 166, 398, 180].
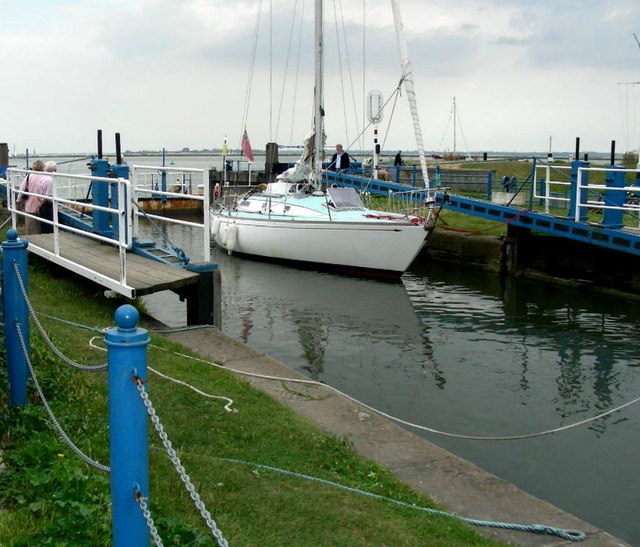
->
[329, 144, 350, 171]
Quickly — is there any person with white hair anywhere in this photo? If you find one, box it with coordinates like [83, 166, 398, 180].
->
[18, 160, 49, 234]
[17, 159, 54, 234]
[37, 161, 56, 233]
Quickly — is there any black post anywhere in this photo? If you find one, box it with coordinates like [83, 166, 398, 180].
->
[115, 133, 122, 165]
[97, 129, 103, 159]
[610, 140, 616, 166]
[483, 152, 487, 161]
[574, 137, 580, 161]
[0, 143, 8, 168]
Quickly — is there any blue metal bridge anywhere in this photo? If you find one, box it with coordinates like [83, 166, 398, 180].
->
[326, 159, 640, 257]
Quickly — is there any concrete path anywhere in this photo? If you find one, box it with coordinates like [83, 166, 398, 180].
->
[164, 326, 628, 546]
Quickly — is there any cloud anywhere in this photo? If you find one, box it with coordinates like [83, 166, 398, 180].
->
[1, 0, 639, 154]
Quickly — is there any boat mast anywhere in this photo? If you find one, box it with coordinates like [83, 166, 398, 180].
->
[390, 0, 430, 189]
[313, 0, 324, 188]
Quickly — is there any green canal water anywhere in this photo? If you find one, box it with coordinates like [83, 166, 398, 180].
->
[140, 223, 639, 544]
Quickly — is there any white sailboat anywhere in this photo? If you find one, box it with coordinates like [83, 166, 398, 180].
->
[210, 0, 434, 278]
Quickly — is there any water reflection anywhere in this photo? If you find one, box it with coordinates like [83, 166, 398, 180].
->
[218, 253, 429, 392]
[405, 262, 640, 431]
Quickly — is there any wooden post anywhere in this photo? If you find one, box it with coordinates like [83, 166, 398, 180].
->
[175, 268, 221, 328]
[0, 143, 8, 167]
[265, 142, 279, 180]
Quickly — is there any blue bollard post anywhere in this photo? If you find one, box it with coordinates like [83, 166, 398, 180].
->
[105, 304, 150, 547]
[110, 163, 129, 242]
[602, 166, 625, 229]
[89, 158, 112, 237]
[2, 229, 30, 406]
[568, 160, 589, 221]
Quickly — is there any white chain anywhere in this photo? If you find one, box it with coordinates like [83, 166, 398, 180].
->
[135, 488, 164, 547]
[134, 377, 230, 547]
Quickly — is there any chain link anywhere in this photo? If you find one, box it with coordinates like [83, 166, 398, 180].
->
[133, 377, 229, 547]
[135, 487, 164, 547]
[14, 320, 110, 472]
[12, 261, 107, 372]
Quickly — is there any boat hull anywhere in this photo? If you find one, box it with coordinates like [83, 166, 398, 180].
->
[210, 212, 429, 277]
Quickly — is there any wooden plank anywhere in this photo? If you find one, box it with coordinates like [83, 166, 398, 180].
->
[24, 232, 200, 295]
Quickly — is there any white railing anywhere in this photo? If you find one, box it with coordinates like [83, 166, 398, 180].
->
[575, 166, 640, 225]
[534, 163, 572, 214]
[129, 165, 211, 262]
[534, 163, 640, 227]
[5, 168, 135, 296]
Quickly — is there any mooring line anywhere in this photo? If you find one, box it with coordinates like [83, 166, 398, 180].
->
[50, 311, 640, 440]
[151, 343, 640, 441]
[149, 447, 586, 542]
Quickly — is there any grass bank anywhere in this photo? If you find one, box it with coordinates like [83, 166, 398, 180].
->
[0, 257, 503, 546]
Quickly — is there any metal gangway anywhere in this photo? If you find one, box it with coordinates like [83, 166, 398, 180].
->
[2, 163, 218, 325]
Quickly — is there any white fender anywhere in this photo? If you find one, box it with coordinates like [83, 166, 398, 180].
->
[221, 221, 229, 246]
[211, 217, 221, 237]
[226, 223, 238, 255]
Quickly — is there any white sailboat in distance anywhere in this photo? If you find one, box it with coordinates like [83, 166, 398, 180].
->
[210, 0, 435, 278]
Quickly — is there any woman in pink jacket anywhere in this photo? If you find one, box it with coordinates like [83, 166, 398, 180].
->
[18, 160, 53, 234]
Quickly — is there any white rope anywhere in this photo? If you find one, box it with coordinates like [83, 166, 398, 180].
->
[134, 379, 229, 547]
[333, 0, 351, 148]
[149, 345, 640, 442]
[274, 0, 300, 143]
[240, 0, 263, 139]
[88, 337, 237, 413]
[69, 321, 640, 442]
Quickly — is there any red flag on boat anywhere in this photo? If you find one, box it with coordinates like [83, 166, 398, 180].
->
[241, 128, 255, 162]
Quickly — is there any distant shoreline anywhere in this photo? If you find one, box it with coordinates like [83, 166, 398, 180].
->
[10, 150, 626, 161]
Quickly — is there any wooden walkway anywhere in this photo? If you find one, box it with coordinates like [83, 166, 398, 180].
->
[25, 232, 200, 296]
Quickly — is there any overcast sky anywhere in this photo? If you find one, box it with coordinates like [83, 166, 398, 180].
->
[1, 0, 639, 155]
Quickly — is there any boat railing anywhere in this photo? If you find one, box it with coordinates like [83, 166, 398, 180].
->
[4, 167, 136, 296]
[129, 165, 211, 262]
[361, 188, 432, 218]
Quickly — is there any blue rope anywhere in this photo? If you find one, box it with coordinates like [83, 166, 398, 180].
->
[37, 311, 212, 335]
[214, 457, 586, 542]
[36, 312, 105, 333]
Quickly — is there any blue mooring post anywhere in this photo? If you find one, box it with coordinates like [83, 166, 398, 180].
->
[2, 229, 30, 406]
[105, 304, 150, 547]
[109, 164, 129, 242]
[602, 166, 625, 229]
[89, 158, 112, 237]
